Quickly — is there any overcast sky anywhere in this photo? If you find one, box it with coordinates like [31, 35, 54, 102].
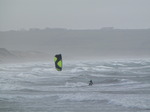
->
[0, 0, 150, 31]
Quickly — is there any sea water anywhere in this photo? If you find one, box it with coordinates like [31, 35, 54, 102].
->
[0, 59, 150, 112]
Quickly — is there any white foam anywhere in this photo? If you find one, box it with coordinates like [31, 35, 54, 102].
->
[58, 92, 150, 109]
[109, 94, 150, 109]
[71, 67, 88, 73]
[65, 82, 87, 87]
[58, 93, 102, 102]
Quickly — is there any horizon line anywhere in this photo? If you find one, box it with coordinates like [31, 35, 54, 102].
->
[1, 27, 150, 32]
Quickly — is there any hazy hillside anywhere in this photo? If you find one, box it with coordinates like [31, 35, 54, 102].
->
[0, 48, 16, 63]
[0, 28, 150, 60]
[0, 48, 50, 63]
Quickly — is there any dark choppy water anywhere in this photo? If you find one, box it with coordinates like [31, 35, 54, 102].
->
[0, 59, 150, 112]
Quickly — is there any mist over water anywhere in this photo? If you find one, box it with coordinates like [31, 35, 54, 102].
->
[0, 28, 150, 63]
[0, 59, 150, 112]
[1, 1, 150, 111]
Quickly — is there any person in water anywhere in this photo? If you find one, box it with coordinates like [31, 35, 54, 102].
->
[89, 80, 93, 86]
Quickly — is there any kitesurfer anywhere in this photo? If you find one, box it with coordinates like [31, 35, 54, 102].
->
[89, 80, 93, 86]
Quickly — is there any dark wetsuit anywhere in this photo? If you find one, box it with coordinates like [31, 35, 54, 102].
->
[89, 80, 93, 86]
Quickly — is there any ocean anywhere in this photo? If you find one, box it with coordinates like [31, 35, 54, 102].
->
[0, 59, 150, 112]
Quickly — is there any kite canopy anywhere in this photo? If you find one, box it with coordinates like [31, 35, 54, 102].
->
[54, 54, 62, 71]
